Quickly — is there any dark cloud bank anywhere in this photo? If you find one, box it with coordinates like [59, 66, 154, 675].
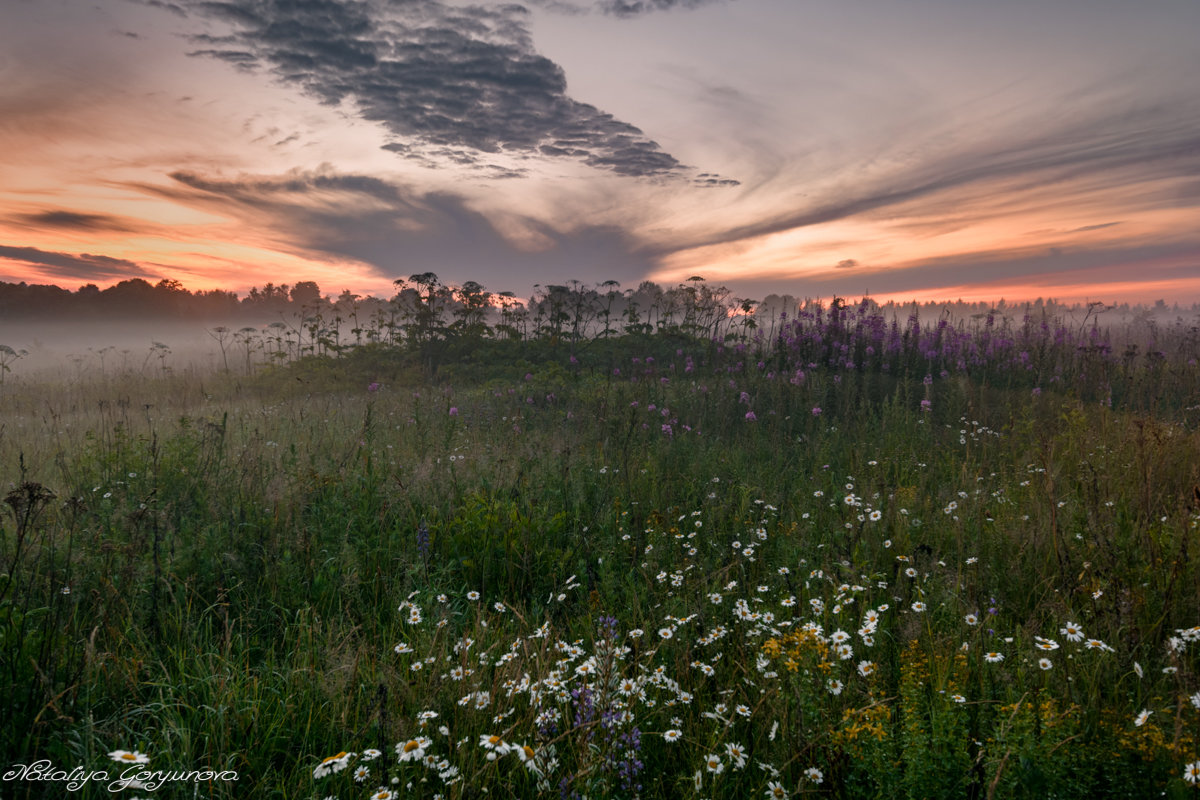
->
[180, 0, 725, 179]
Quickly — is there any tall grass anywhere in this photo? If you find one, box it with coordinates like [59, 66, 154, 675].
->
[1, 310, 1199, 798]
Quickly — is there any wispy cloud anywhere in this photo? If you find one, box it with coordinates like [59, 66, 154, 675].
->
[11, 210, 138, 234]
[596, 0, 731, 18]
[652, 99, 1200, 257]
[183, 0, 699, 178]
[0, 245, 150, 282]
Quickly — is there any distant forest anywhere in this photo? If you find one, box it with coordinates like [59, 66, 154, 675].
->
[0, 275, 1192, 331]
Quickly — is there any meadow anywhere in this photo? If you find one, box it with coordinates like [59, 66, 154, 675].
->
[1, 297, 1199, 799]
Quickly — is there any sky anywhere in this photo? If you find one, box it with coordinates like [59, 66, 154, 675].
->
[2, 0, 1199, 305]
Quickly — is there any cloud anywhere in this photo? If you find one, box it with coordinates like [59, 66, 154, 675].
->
[0, 245, 149, 282]
[125, 0, 189, 18]
[653, 101, 1200, 256]
[182, 0, 692, 178]
[835, 259, 858, 269]
[11, 210, 138, 233]
[596, 0, 729, 18]
[138, 167, 656, 288]
[1069, 222, 1122, 233]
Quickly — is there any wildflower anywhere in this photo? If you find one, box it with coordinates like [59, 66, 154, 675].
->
[514, 743, 539, 772]
[369, 790, 395, 800]
[827, 679, 843, 695]
[911, 601, 926, 613]
[664, 729, 682, 743]
[1033, 636, 1059, 651]
[314, 751, 352, 778]
[362, 749, 382, 761]
[804, 766, 824, 784]
[658, 627, 674, 640]
[951, 694, 966, 703]
[984, 652, 1004, 663]
[766, 780, 788, 799]
[355, 765, 371, 782]
[1060, 621, 1084, 642]
[726, 742, 748, 769]
[1134, 709, 1152, 727]
[1134, 662, 1144, 678]
[705, 754, 724, 774]
[479, 734, 510, 758]
[396, 737, 432, 763]
[1038, 658, 1052, 670]
[1184, 761, 1200, 784]
[869, 510, 882, 521]
[108, 750, 150, 765]
[857, 660, 875, 677]
[965, 613, 978, 626]
[467, 591, 480, 601]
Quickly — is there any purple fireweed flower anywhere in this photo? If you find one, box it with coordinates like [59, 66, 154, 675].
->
[812, 406, 822, 416]
[367, 382, 380, 392]
[745, 411, 757, 421]
[920, 399, 932, 412]
[448, 407, 458, 416]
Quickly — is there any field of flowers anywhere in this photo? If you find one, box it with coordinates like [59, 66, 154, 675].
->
[2, 300, 1199, 798]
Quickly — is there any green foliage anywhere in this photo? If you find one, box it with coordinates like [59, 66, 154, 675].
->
[1, 323, 1199, 798]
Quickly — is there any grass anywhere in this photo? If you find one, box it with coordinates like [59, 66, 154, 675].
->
[1, 307, 1199, 799]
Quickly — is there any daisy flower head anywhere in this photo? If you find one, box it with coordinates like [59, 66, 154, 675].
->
[313, 751, 353, 778]
[369, 790, 396, 800]
[911, 601, 926, 613]
[1134, 709, 1152, 727]
[664, 729, 682, 743]
[1184, 761, 1200, 784]
[766, 779, 788, 799]
[396, 737, 432, 763]
[108, 750, 150, 765]
[984, 651, 1004, 663]
[965, 613, 978, 626]
[354, 765, 371, 782]
[1033, 636, 1059, 651]
[706, 754, 725, 774]
[467, 591, 480, 601]
[804, 766, 824, 784]
[827, 679, 843, 696]
[479, 734, 511, 758]
[1038, 658, 1052, 670]
[1059, 621, 1084, 642]
[725, 742, 748, 769]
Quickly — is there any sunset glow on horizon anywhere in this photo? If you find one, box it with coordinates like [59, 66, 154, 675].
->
[2, 0, 1199, 306]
